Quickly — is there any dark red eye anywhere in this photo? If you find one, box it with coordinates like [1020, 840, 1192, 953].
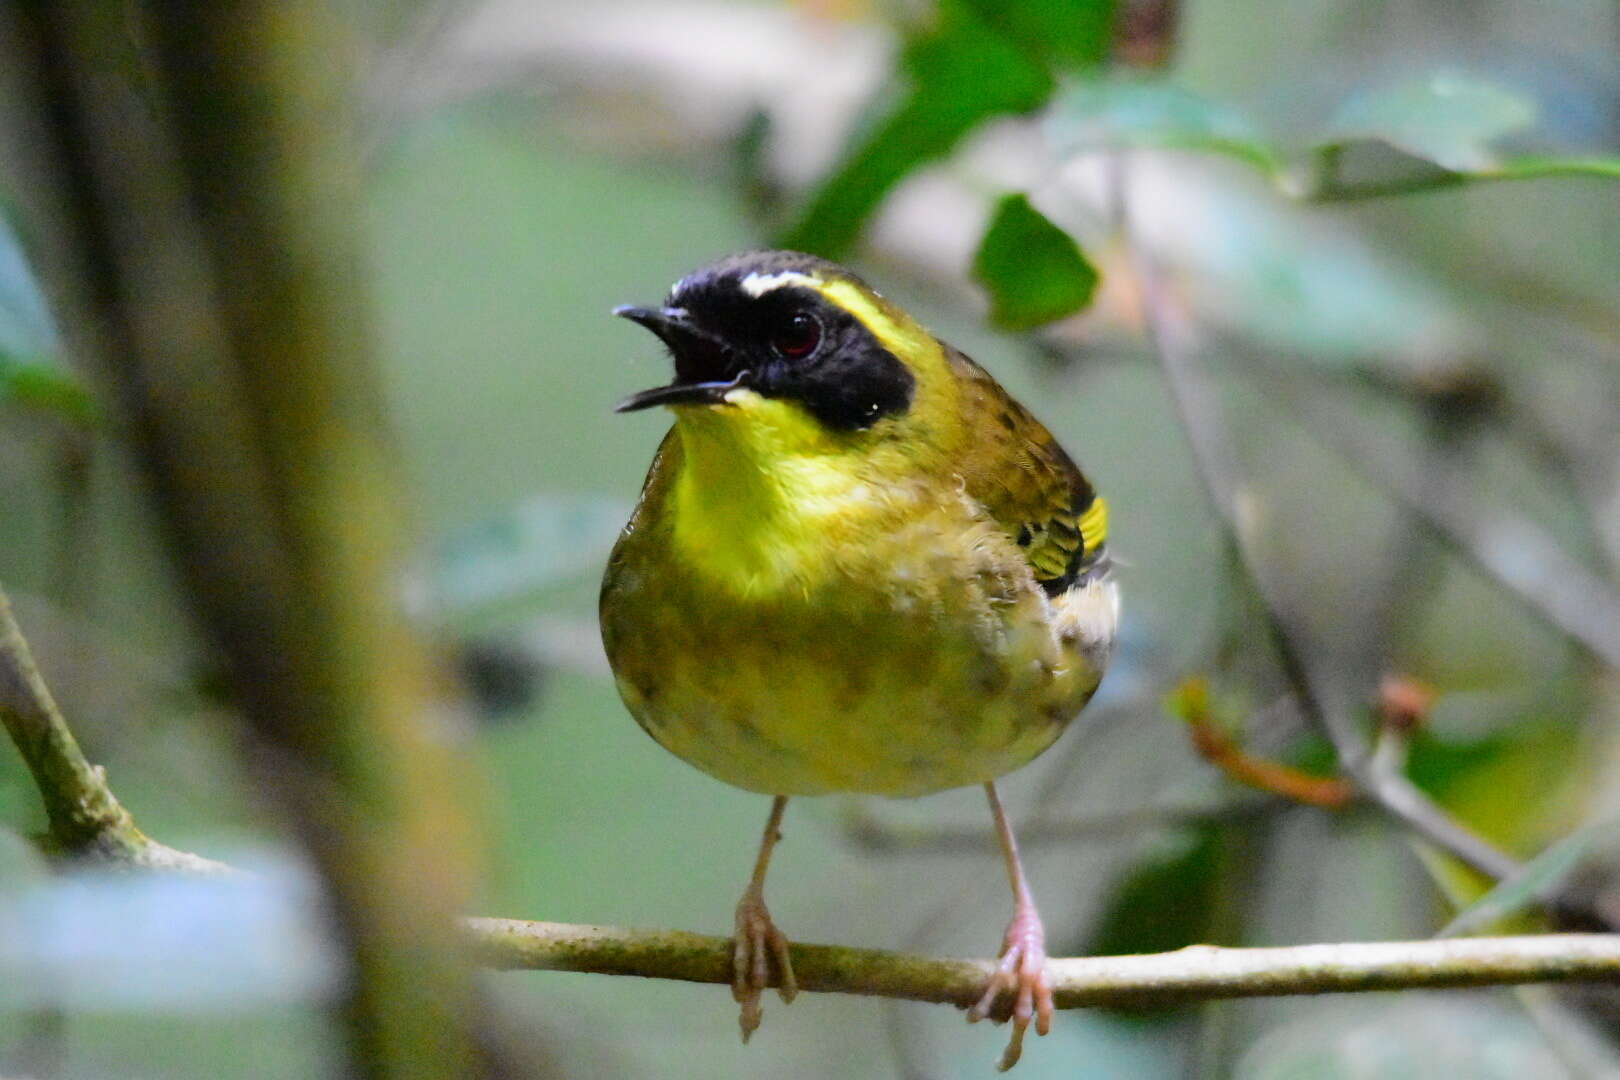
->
[771, 312, 822, 360]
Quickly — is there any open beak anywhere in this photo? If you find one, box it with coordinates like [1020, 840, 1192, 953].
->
[612, 305, 748, 413]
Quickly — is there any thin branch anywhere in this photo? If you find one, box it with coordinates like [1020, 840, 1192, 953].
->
[1169, 679, 1354, 810]
[0, 582, 229, 873]
[1231, 355, 1620, 671]
[464, 918, 1620, 1010]
[1118, 159, 1527, 886]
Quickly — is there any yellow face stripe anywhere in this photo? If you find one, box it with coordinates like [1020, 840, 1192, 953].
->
[1079, 496, 1108, 557]
[814, 278, 949, 378]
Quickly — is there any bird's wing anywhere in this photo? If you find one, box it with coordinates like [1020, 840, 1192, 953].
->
[945, 346, 1108, 595]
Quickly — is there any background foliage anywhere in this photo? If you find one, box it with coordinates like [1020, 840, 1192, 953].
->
[2, 0, 1619, 1077]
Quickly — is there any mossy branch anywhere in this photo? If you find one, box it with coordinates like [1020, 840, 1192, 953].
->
[0, 584, 229, 873]
[464, 918, 1620, 1011]
[10, 584, 1620, 1019]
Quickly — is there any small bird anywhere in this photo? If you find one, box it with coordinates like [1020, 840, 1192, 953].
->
[600, 251, 1117, 1070]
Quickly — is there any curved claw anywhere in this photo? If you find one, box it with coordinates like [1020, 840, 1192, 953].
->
[966, 909, 1053, 1071]
[732, 889, 796, 1043]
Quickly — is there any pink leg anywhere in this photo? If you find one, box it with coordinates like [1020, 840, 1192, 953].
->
[967, 782, 1054, 1071]
[732, 795, 798, 1043]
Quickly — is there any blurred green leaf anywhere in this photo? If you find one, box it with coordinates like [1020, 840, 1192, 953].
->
[779, 0, 1113, 256]
[1407, 717, 1579, 851]
[0, 354, 100, 428]
[1087, 825, 1226, 1019]
[427, 493, 631, 621]
[962, 0, 1115, 70]
[1437, 818, 1614, 939]
[1323, 72, 1537, 173]
[1045, 79, 1285, 174]
[972, 194, 1099, 330]
[1042, 73, 1620, 205]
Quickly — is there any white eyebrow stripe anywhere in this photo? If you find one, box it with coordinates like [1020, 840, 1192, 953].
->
[739, 270, 817, 297]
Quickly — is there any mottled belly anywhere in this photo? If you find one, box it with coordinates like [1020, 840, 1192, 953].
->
[603, 591, 1102, 797]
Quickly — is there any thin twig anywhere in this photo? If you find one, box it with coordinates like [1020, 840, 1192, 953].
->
[464, 918, 1620, 1009]
[1236, 354, 1620, 671]
[0, 582, 229, 873]
[1170, 679, 1354, 810]
[1118, 159, 1526, 885]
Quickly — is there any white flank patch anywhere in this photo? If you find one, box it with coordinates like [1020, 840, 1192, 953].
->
[739, 270, 817, 297]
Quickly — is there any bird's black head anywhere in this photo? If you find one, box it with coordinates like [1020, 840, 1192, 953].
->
[613, 251, 916, 431]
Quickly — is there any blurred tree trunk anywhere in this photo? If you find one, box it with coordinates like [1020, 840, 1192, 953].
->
[2, 4, 488, 1076]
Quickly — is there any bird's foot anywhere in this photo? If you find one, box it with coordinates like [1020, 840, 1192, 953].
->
[967, 902, 1053, 1071]
[732, 886, 797, 1043]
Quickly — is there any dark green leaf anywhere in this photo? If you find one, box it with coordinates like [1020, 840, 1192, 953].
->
[972, 193, 1099, 330]
[1086, 825, 1227, 1019]
[961, 0, 1115, 71]
[778, 13, 1050, 256]
[778, 1, 1117, 254]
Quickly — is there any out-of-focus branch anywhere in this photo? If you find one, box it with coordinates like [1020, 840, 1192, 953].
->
[0, 582, 228, 873]
[7, 6, 487, 1077]
[1119, 163, 1527, 886]
[1169, 679, 1354, 810]
[465, 918, 1620, 1009]
[1234, 355, 1620, 671]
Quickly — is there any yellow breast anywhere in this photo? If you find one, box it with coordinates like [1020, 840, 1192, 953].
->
[599, 407, 1117, 797]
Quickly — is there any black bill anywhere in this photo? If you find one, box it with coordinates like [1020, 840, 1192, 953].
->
[613, 373, 750, 413]
[613, 304, 749, 413]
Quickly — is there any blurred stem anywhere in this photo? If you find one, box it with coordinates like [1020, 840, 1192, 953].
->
[1115, 155, 1526, 885]
[1237, 355, 1620, 670]
[9, 5, 486, 1078]
[0, 581, 228, 872]
[1170, 678, 1355, 810]
[466, 918, 1620, 1009]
